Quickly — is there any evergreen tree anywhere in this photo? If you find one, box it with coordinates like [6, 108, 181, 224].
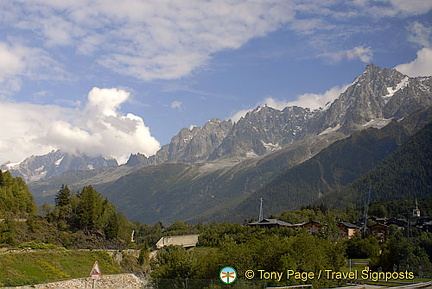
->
[0, 170, 37, 217]
[55, 184, 71, 208]
[75, 185, 104, 232]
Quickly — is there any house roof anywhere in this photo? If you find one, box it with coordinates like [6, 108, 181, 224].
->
[248, 218, 292, 227]
[368, 223, 389, 229]
[155, 234, 200, 249]
[338, 221, 360, 229]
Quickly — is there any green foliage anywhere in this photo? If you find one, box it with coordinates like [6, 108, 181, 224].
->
[19, 241, 61, 250]
[373, 230, 432, 274]
[55, 184, 71, 208]
[0, 250, 123, 286]
[151, 233, 345, 288]
[151, 246, 198, 280]
[332, 122, 432, 208]
[74, 185, 104, 231]
[346, 236, 380, 259]
[0, 170, 37, 217]
[0, 180, 133, 248]
[0, 218, 18, 246]
[47, 185, 125, 241]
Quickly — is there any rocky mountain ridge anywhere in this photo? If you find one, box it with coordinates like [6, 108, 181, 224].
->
[127, 64, 431, 168]
[3, 64, 432, 182]
[2, 64, 432, 224]
[1, 150, 118, 182]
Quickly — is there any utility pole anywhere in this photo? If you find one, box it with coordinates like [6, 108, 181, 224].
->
[259, 198, 263, 222]
[362, 182, 371, 237]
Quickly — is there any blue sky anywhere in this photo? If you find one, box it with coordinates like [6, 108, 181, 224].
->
[1, 0, 432, 164]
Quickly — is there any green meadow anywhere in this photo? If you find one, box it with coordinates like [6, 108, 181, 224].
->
[0, 249, 123, 287]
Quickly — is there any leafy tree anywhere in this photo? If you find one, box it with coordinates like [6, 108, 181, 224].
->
[151, 245, 198, 282]
[346, 236, 380, 259]
[375, 230, 432, 274]
[0, 218, 18, 246]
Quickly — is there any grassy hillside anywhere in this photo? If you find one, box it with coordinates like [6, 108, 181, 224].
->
[0, 249, 123, 287]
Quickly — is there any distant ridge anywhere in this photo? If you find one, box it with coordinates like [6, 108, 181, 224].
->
[1, 150, 118, 182]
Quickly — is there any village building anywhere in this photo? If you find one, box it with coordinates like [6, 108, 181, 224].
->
[248, 218, 292, 228]
[301, 220, 322, 235]
[368, 223, 389, 242]
[338, 221, 360, 239]
[386, 217, 408, 230]
[155, 234, 200, 249]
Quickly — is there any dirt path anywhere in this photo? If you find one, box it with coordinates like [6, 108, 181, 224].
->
[5, 273, 148, 289]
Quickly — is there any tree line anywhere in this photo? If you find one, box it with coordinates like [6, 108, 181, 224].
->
[2, 169, 432, 288]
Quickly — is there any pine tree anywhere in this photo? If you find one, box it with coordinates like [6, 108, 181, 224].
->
[55, 184, 71, 208]
[75, 185, 104, 232]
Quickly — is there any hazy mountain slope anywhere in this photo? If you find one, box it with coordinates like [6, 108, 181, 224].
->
[323, 119, 432, 208]
[226, 107, 432, 221]
[100, 131, 345, 224]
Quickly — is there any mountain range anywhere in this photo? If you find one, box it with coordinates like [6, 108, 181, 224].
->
[1, 150, 118, 183]
[2, 64, 431, 224]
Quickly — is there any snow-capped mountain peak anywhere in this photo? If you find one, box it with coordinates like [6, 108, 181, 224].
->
[0, 150, 118, 182]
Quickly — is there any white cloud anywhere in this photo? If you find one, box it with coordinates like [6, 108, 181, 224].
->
[0, 41, 68, 96]
[229, 84, 348, 122]
[358, 0, 432, 17]
[290, 18, 334, 35]
[321, 46, 373, 64]
[395, 47, 432, 77]
[407, 22, 432, 48]
[6, 0, 295, 81]
[0, 102, 64, 163]
[261, 84, 348, 111]
[170, 101, 183, 110]
[388, 0, 432, 16]
[230, 108, 254, 123]
[3, 0, 432, 86]
[86, 87, 130, 117]
[0, 43, 25, 82]
[0, 87, 160, 165]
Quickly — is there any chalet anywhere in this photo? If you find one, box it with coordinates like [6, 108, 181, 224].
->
[415, 217, 432, 232]
[338, 221, 359, 239]
[368, 223, 388, 242]
[248, 218, 292, 228]
[386, 217, 407, 230]
[301, 220, 322, 235]
[421, 221, 432, 232]
[156, 234, 200, 249]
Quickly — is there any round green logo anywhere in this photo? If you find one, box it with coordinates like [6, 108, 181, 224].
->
[220, 266, 237, 284]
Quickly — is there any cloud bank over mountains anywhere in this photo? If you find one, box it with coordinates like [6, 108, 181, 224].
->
[0, 88, 160, 164]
